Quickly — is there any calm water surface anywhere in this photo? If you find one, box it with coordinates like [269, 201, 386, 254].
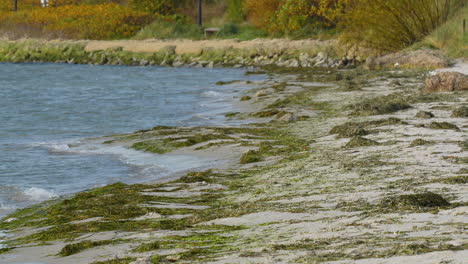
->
[0, 63, 263, 217]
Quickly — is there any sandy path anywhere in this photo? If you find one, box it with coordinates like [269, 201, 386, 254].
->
[84, 39, 335, 55]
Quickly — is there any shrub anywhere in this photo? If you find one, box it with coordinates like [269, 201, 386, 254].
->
[245, 0, 282, 30]
[0, 4, 153, 39]
[128, 0, 186, 15]
[340, 0, 466, 52]
[134, 18, 203, 40]
[227, 0, 246, 22]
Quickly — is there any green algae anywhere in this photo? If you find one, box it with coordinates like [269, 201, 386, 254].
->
[91, 257, 136, 264]
[133, 241, 160, 252]
[240, 150, 262, 164]
[349, 95, 411, 116]
[240, 96, 251, 101]
[330, 123, 369, 138]
[59, 240, 116, 256]
[436, 176, 468, 184]
[251, 110, 280, 118]
[178, 170, 215, 183]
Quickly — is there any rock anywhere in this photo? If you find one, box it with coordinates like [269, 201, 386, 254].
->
[288, 59, 299, 67]
[276, 112, 297, 122]
[160, 45, 176, 55]
[139, 59, 149, 66]
[424, 72, 468, 92]
[254, 89, 270, 98]
[415, 111, 435, 119]
[166, 255, 181, 262]
[316, 52, 328, 62]
[368, 49, 450, 69]
[452, 106, 468, 117]
[130, 258, 151, 264]
[207, 61, 214, 68]
[364, 56, 377, 70]
[172, 60, 184, 67]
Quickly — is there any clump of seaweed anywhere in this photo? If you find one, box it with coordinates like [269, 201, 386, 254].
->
[381, 192, 450, 210]
[438, 176, 468, 184]
[59, 240, 115, 256]
[349, 94, 411, 116]
[428, 122, 459, 130]
[330, 123, 369, 138]
[178, 170, 214, 183]
[410, 138, 432, 147]
[216, 80, 240, 86]
[252, 110, 280, 118]
[132, 241, 160, 252]
[240, 96, 251, 101]
[451, 106, 468, 118]
[240, 150, 262, 164]
[345, 136, 379, 148]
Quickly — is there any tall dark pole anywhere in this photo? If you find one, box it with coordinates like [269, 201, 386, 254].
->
[14, 0, 18, 11]
[198, 0, 202, 26]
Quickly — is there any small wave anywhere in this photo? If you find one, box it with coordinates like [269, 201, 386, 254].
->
[0, 202, 16, 211]
[201, 91, 223, 98]
[0, 185, 57, 204]
[47, 143, 71, 152]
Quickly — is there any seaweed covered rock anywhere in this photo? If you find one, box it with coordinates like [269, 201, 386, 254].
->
[451, 106, 468, 118]
[428, 122, 459, 130]
[381, 192, 450, 210]
[424, 72, 468, 93]
[330, 123, 369, 138]
[410, 138, 432, 147]
[345, 136, 379, 148]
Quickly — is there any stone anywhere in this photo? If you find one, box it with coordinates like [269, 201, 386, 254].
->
[368, 49, 450, 69]
[424, 72, 468, 92]
[160, 45, 176, 55]
[139, 59, 149, 66]
[254, 89, 270, 97]
[415, 111, 435, 119]
[130, 257, 151, 264]
[276, 112, 297, 122]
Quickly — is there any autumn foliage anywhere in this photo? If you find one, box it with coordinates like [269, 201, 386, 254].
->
[245, 0, 351, 34]
[0, 3, 153, 39]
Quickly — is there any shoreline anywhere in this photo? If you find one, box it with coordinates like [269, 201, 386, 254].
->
[0, 38, 456, 70]
[0, 50, 466, 263]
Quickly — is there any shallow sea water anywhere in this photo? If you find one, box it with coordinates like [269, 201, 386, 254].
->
[0, 63, 263, 216]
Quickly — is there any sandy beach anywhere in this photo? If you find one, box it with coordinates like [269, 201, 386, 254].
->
[0, 57, 466, 264]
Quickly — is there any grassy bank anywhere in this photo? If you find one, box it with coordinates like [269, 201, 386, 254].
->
[414, 5, 468, 58]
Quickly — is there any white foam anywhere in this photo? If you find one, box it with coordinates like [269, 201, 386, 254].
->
[23, 187, 57, 201]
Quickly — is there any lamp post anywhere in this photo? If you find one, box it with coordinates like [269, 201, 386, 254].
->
[14, 0, 17, 11]
[198, 0, 202, 26]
